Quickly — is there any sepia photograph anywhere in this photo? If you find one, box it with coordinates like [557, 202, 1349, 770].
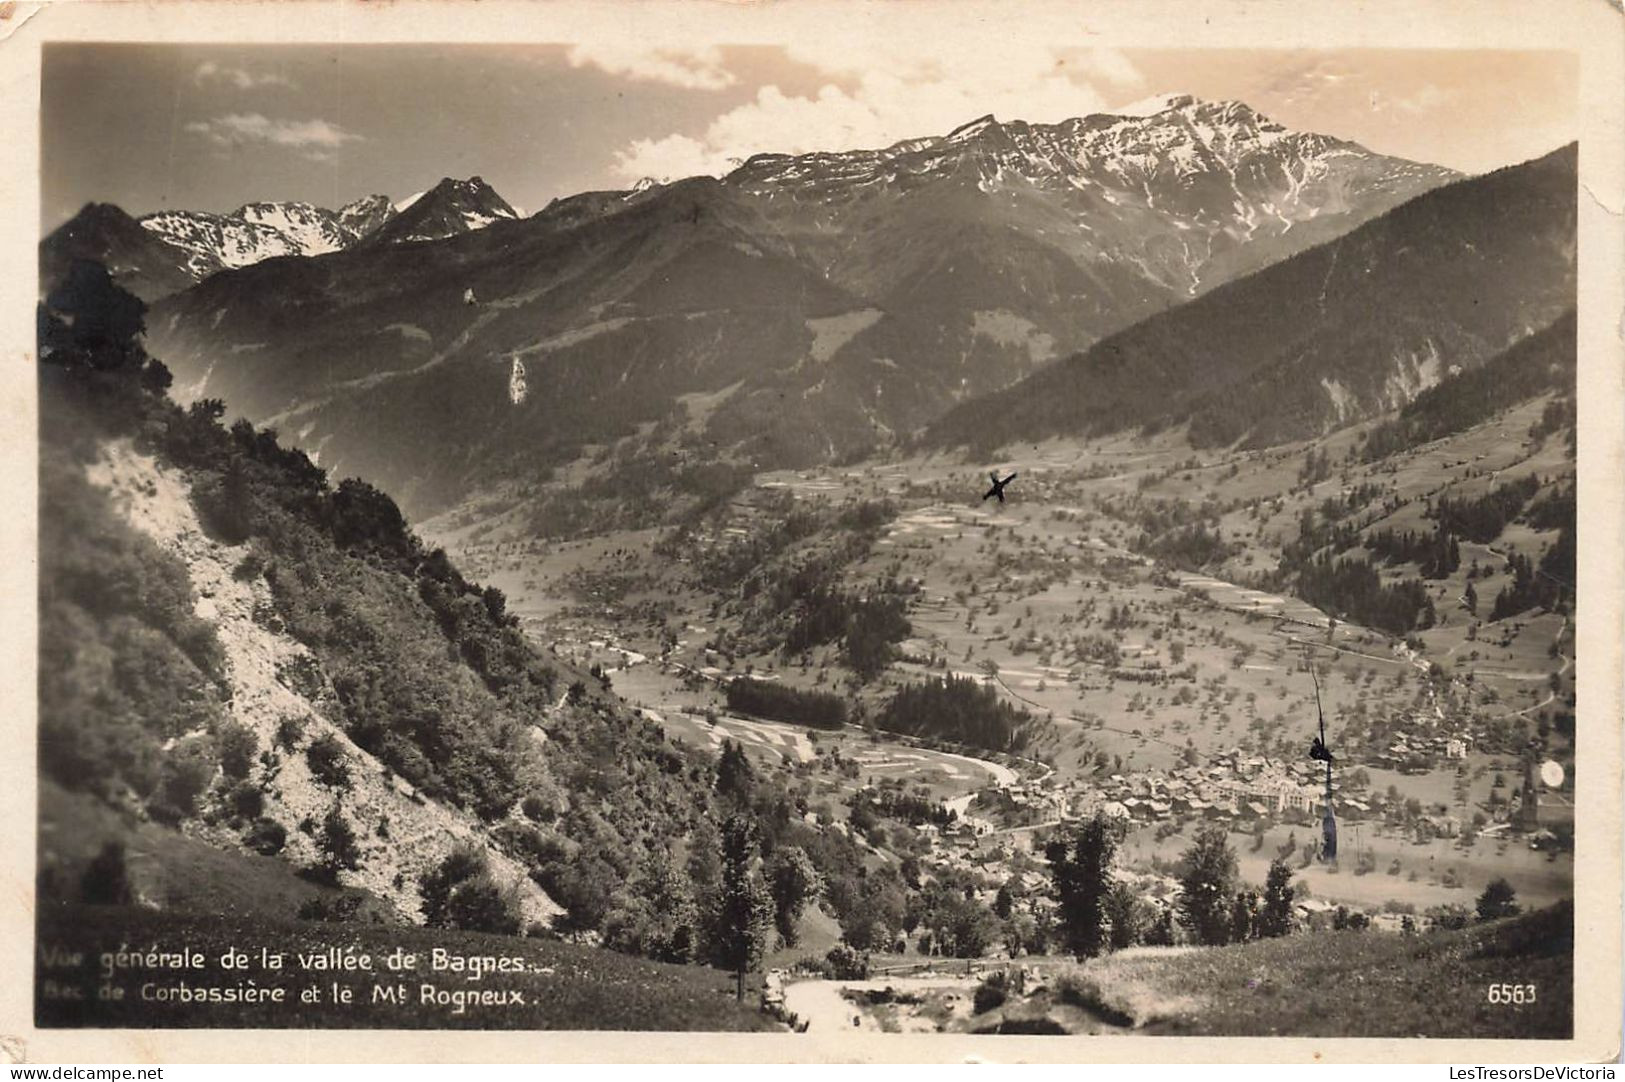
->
[7, 0, 1623, 1064]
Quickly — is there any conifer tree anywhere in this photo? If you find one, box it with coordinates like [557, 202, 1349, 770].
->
[708, 814, 775, 1000]
[1258, 858, 1297, 938]
[1045, 813, 1118, 958]
[1177, 823, 1238, 946]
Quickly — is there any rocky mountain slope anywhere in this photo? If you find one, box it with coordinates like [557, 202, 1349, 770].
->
[37, 263, 771, 945]
[37, 203, 201, 304]
[141, 97, 1455, 521]
[77, 439, 562, 926]
[925, 142, 1576, 454]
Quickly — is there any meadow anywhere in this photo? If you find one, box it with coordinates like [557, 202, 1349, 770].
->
[37, 902, 777, 1030]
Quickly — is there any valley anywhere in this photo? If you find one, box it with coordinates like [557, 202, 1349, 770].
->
[36, 72, 1581, 1038]
[424, 378, 1575, 926]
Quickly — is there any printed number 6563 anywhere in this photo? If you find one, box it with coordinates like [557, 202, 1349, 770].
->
[1487, 983, 1537, 1004]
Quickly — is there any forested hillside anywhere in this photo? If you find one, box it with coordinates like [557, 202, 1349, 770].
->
[34, 259, 887, 978]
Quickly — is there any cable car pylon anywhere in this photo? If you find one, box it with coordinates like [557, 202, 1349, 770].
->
[1306, 648, 1338, 863]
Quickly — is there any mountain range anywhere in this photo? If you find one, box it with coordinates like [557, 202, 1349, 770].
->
[118, 95, 1464, 519]
[924, 142, 1576, 453]
[40, 176, 518, 302]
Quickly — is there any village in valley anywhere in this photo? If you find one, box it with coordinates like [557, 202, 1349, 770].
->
[441, 411, 1575, 984]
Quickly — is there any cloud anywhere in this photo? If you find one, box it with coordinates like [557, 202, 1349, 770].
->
[184, 113, 364, 162]
[566, 44, 734, 90]
[610, 45, 1145, 182]
[1261, 60, 1454, 121]
[193, 61, 299, 92]
[1382, 84, 1452, 115]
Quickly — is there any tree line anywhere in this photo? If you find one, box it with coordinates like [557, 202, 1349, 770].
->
[1364, 525, 1460, 579]
[725, 677, 847, 730]
[877, 674, 1034, 754]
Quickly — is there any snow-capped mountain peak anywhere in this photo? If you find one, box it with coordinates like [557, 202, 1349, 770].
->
[337, 194, 398, 239]
[374, 176, 520, 244]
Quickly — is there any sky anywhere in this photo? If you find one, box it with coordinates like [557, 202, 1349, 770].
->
[40, 43, 1576, 232]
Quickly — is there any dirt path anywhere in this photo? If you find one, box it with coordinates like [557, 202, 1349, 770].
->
[784, 977, 978, 1032]
[783, 980, 883, 1032]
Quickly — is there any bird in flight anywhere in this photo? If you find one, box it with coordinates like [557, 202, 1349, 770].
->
[982, 471, 1017, 503]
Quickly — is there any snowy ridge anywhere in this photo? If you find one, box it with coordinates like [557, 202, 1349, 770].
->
[140, 193, 399, 279]
[724, 94, 1458, 295]
[133, 177, 519, 281]
[234, 201, 349, 255]
[728, 94, 1456, 225]
[140, 210, 303, 277]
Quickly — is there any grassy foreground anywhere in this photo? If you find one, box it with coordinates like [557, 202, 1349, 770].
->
[1064, 902, 1572, 1038]
[36, 903, 778, 1031]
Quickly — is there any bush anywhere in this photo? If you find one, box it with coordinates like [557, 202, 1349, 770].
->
[217, 722, 259, 780]
[421, 845, 488, 925]
[80, 841, 133, 905]
[973, 977, 1009, 1015]
[824, 943, 870, 980]
[305, 733, 351, 789]
[978, 1017, 1068, 1035]
[245, 817, 288, 855]
[1476, 878, 1520, 922]
[1332, 906, 1371, 931]
[446, 878, 523, 936]
[148, 740, 217, 824]
[1429, 904, 1472, 931]
[275, 716, 305, 752]
[228, 781, 265, 819]
[315, 804, 362, 881]
[420, 844, 523, 934]
[192, 459, 256, 544]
